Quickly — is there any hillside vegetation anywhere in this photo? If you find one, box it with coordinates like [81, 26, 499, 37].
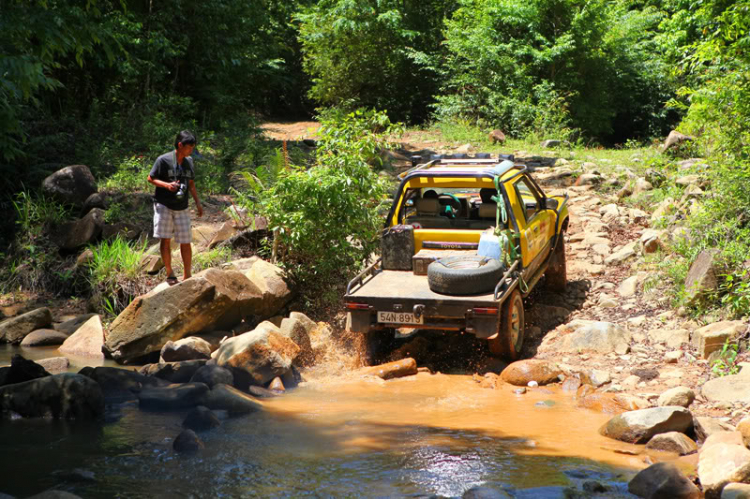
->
[1, 0, 749, 321]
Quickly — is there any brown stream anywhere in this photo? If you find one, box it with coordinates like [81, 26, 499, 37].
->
[0, 346, 644, 498]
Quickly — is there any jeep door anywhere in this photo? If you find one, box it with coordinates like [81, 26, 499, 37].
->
[508, 175, 555, 277]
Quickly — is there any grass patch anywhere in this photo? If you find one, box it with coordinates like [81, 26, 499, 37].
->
[88, 237, 150, 317]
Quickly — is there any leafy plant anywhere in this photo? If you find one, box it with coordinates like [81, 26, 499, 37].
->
[87, 236, 149, 317]
[711, 339, 740, 377]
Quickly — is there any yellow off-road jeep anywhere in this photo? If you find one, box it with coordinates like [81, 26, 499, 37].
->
[345, 155, 569, 359]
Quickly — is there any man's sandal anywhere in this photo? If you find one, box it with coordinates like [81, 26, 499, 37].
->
[166, 274, 178, 285]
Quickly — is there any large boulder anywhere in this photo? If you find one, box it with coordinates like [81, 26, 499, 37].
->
[0, 354, 49, 387]
[214, 321, 300, 386]
[538, 320, 631, 355]
[189, 365, 234, 389]
[699, 433, 750, 499]
[599, 406, 694, 444]
[105, 269, 257, 363]
[500, 359, 561, 386]
[160, 337, 212, 362]
[50, 208, 105, 251]
[55, 313, 98, 336]
[202, 384, 263, 414]
[0, 307, 53, 344]
[279, 317, 313, 367]
[240, 259, 293, 317]
[41, 165, 97, 207]
[139, 360, 207, 384]
[20, 329, 68, 347]
[0, 373, 104, 419]
[628, 462, 701, 499]
[59, 314, 104, 358]
[138, 382, 209, 411]
[81, 366, 165, 402]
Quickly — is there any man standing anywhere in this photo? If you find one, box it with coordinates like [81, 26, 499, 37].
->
[147, 130, 204, 284]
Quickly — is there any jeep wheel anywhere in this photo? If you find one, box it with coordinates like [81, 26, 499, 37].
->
[427, 256, 505, 295]
[545, 236, 567, 292]
[488, 289, 524, 360]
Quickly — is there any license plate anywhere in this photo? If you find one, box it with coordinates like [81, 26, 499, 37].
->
[377, 311, 424, 325]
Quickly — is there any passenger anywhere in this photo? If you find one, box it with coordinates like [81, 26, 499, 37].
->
[423, 189, 438, 199]
[479, 187, 497, 203]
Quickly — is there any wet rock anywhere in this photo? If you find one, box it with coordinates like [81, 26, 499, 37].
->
[513, 387, 526, 395]
[599, 406, 693, 444]
[139, 360, 207, 384]
[182, 406, 221, 432]
[702, 374, 750, 405]
[0, 373, 104, 419]
[628, 462, 701, 499]
[202, 384, 262, 414]
[692, 321, 746, 359]
[138, 382, 209, 411]
[35, 357, 70, 373]
[694, 416, 736, 442]
[578, 393, 648, 414]
[561, 377, 582, 392]
[52, 468, 96, 483]
[539, 320, 631, 355]
[645, 432, 698, 455]
[722, 483, 750, 498]
[279, 317, 313, 367]
[42, 165, 97, 207]
[239, 259, 293, 317]
[500, 359, 561, 386]
[82, 366, 160, 403]
[189, 365, 234, 389]
[54, 313, 98, 336]
[658, 387, 695, 408]
[20, 329, 68, 347]
[360, 358, 418, 380]
[462, 486, 511, 498]
[268, 377, 285, 392]
[0, 354, 50, 387]
[0, 307, 53, 344]
[699, 433, 750, 499]
[248, 385, 279, 398]
[59, 314, 104, 358]
[160, 337, 212, 362]
[173, 429, 204, 453]
[215, 321, 300, 385]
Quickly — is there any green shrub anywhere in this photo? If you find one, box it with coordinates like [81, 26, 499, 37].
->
[88, 237, 149, 317]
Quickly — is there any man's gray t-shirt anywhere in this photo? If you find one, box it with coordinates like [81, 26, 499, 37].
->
[149, 151, 194, 211]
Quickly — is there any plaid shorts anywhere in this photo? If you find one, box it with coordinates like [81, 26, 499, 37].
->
[153, 203, 192, 243]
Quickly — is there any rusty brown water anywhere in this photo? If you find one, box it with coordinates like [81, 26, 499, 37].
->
[0, 346, 644, 497]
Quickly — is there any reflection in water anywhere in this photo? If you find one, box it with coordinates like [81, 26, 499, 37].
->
[0, 364, 643, 497]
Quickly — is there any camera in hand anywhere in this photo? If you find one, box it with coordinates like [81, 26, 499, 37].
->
[175, 182, 187, 200]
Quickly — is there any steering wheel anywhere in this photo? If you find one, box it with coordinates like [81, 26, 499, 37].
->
[438, 194, 461, 218]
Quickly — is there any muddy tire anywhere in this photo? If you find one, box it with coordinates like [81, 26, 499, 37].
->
[545, 236, 567, 293]
[427, 256, 504, 295]
[488, 289, 524, 360]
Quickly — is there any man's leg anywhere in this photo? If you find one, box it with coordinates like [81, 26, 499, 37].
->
[161, 238, 174, 277]
[180, 243, 192, 280]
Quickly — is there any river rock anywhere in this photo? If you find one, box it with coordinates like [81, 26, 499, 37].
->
[82, 366, 164, 402]
[55, 313, 98, 336]
[173, 429, 204, 453]
[240, 259, 293, 317]
[0, 373, 104, 419]
[658, 387, 696, 408]
[189, 365, 234, 389]
[105, 269, 258, 363]
[500, 359, 561, 386]
[628, 462, 701, 499]
[462, 486, 511, 498]
[702, 374, 750, 405]
[646, 432, 698, 455]
[160, 337, 212, 362]
[279, 317, 313, 367]
[694, 416, 736, 442]
[20, 329, 68, 347]
[183, 405, 221, 432]
[723, 483, 750, 498]
[215, 321, 299, 385]
[0, 307, 53, 344]
[42, 164, 97, 207]
[699, 433, 750, 499]
[692, 321, 746, 359]
[539, 320, 631, 355]
[0, 354, 49, 387]
[578, 393, 649, 414]
[35, 357, 70, 373]
[599, 406, 694, 444]
[360, 358, 418, 380]
[202, 384, 263, 414]
[139, 360, 207, 384]
[59, 314, 104, 358]
[138, 382, 209, 411]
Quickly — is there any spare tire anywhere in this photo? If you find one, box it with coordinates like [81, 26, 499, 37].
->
[427, 256, 504, 295]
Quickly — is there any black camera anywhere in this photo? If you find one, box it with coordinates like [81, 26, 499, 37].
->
[175, 182, 187, 200]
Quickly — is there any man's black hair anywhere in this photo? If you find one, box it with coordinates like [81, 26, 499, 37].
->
[479, 187, 497, 203]
[423, 189, 438, 199]
[174, 130, 197, 149]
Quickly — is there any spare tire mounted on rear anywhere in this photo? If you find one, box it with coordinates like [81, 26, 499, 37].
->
[427, 255, 504, 295]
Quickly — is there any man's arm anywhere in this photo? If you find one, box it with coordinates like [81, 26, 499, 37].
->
[147, 175, 180, 191]
[188, 179, 203, 217]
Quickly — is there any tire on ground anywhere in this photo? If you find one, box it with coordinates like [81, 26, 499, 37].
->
[427, 256, 504, 295]
[488, 289, 524, 360]
[545, 236, 567, 292]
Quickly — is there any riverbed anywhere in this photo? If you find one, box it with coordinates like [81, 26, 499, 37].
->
[1, 348, 644, 497]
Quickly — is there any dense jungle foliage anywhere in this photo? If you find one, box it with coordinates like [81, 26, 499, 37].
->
[1, 0, 750, 316]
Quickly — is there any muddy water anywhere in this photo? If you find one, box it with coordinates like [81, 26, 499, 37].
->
[0, 348, 644, 498]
